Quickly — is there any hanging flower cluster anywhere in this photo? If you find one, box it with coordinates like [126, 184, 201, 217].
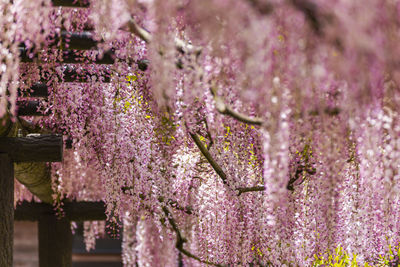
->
[6, 0, 400, 265]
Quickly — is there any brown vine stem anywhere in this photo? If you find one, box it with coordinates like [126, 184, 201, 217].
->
[162, 206, 224, 267]
[189, 132, 228, 184]
[210, 87, 264, 126]
[190, 132, 265, 195]
[127, 18, 263, 126]
[246, 0, 274, 15]
[120, 187, 194, 215]
[290, 0, 322, 34]
[126, 18, 202, 55]
[127, 19, 152, 43]
[236, 186, 266, 196]
[126, 18, 264, 195]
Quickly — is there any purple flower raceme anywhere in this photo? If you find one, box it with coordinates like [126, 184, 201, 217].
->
[7, 0, 400, 265]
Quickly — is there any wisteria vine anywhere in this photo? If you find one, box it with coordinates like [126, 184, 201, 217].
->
[4, 0, 400, 266]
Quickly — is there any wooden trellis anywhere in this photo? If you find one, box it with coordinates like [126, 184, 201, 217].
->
[0, 1, 118, 266]
[0, 135, 64, 266]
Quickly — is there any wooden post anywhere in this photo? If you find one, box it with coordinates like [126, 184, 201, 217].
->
[15, 201, 107, 221]
[0, 136, 63, 266]
[38, 215, 72, 267]
[0, 153, 14, 267]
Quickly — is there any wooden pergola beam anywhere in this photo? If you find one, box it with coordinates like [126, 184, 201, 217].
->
[15, 201, 107, 221]
[0, 135, 62, 204]
[18, 83, 48, 98]
[18, 68, 112, 97]
[16, 100, 50, 116]
[0, 135, 63, 162]
[53, 31, 97, 50]
[21, 31, 98, 51]
[18, 73, 112, 98]
[0, 120, 60, 204]
[51, 0, 89, 7]
[19, 48, 115, 64]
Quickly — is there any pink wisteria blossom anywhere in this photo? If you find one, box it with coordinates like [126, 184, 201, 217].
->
[6, 0, 400, 265]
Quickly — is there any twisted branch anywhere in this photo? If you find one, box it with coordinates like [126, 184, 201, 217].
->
[190, 132, 265, 195]
[127, 18, 264, 195]
[127, 18, 202, 55]
[190, 132, 228, 184]
[210, 87, 264, 126]
[120, 187, 194, 215]
[290, 0, 322, 34]
[162, 206, 224, 267]
[127, 19, 152, 43]
[236, 186, 266, 196]
[246, 0, 273, 15]
[127, 18, 264, 127]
